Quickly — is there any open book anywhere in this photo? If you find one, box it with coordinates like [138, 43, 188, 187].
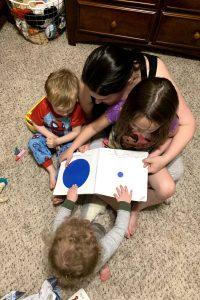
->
[54, 148, 148, 201]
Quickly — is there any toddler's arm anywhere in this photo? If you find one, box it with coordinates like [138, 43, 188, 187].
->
[33, 123, 57, 139]
[97, 186, 132, 271]
[60, 114, 110, 163]
[46, 125, 82, 148]
[52, 185, 78, 232]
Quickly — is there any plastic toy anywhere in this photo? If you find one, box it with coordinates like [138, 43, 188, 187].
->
[0, 178, 8, 203]
[25, 97, 45, 132]
[15, 149, 26, 161]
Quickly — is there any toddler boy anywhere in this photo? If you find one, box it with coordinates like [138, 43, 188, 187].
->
[28, 69, 85, 194]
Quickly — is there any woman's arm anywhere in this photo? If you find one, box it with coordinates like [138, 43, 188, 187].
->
[79, 81, 94, 120]
[60, 114, 110, 163]
[144, 59, 196, 173]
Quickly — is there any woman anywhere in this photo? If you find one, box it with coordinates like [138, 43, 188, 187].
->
[61, 45, 196, 237]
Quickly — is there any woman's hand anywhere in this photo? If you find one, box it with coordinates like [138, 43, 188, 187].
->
[143, 155, 167, 173]
[113, 185, 132, 203]
[67, 184, 78, 202]
[60, 148, 74, 165]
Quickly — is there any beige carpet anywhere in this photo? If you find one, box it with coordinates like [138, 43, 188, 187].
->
[0, 22, 199, 300]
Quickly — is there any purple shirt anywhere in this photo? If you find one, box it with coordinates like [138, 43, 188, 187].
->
[105, 99, 126, 124]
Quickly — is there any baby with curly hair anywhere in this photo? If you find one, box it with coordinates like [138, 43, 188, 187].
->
[48, 184, 132, 286]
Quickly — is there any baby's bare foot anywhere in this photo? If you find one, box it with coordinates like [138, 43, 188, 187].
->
[126, 210, 139, 238]
[100, 264, 111, 282]
[52, 196, 65, 206]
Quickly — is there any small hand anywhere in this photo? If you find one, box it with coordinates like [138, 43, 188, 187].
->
[60, 148, 74, 165]
[113, 185, 132, 203]
[46, 137, 58, 148]
[78, 143, 90, 153]
[67, 184, 78, 202]
[143, 155, 167, 173]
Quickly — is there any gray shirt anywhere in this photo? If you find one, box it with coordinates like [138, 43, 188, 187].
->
[53, 200, 130, 272]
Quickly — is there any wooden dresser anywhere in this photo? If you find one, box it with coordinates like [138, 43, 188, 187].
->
[66, 0, 200, 57]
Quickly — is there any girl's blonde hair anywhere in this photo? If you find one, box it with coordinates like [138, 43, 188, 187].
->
[48, 218, 100, 287]
[114, 78, 179, 149]
[45, 69, 79, 111]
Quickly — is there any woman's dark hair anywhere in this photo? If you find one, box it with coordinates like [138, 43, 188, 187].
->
[114, 77, 179, 149]
[82, 45, 143, 96]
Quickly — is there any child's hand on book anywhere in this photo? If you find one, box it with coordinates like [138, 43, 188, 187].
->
[60, 148, 74, 165]
[113, 185, 132, 203]
[143, 155, 167, 173]
[67, 184, 78, 202]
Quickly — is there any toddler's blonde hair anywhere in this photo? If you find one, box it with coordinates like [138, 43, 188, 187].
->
[48, 218, 100, 287]
[45, 69, 79, 111]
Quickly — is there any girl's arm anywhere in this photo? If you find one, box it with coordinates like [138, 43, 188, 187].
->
[144, 59, 196, 173]
[148, 138, 172, 157]
[158, 58, 196, 160]
[46, 126, 82, 148]
[33, 123, 57, 139]
[60, 114, 110, 163]
[79, 81, 94, 120]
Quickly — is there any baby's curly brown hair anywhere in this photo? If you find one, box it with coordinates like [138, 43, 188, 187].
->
[48, 218, 101, 287]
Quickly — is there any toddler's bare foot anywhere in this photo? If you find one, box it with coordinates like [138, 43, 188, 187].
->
[100, 264, 111, 282]
[126, 210, 139, 238]
[52, 196, 65, 206]
[49, 172, 57, 190]
[46, 164, 57, 190]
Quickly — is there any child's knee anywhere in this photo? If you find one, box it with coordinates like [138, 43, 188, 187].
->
[28, 135, 43, 151]
[159, 180, 176, 199]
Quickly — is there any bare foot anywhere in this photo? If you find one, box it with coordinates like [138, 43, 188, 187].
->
[126, 210, 139, 238]
[46, 164, 57, 190]
[100, 264, 111, 282]
[52, 196, 65, 206]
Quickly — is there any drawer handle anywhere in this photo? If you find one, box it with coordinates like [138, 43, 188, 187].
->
[110, 20, 117, 29]
[193, 32, 200, 40]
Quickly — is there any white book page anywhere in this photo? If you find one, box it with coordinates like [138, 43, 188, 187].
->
[94, 148, 148, 201]
[53, 149, 99, 195]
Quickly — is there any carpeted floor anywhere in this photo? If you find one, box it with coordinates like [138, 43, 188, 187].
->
[0, 23, 199, 300]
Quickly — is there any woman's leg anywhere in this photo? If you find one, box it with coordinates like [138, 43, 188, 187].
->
[127, 168, 176, 238]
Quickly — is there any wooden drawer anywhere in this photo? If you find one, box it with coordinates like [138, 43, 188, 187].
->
[155, 12, 200, 49]
[163, 0, 200, 14]
[109, 0, 159, 9]
[78, 1, 157, 43]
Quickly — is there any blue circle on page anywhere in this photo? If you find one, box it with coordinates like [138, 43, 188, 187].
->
[63, 159, 90, 188]
[117, 172, 124, 177]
